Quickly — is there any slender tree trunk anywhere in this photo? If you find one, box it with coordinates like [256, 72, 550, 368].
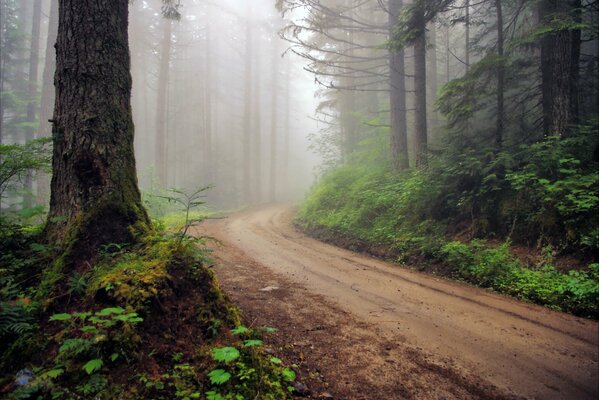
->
[204, 25, 213, 185]
[0, 0, 6, 144]
[495, 0, 504, 150]
[242, 21, 253, 204]
[252, 52, 262, 204]
[36, 0, 58, 204]
[155, 18, 172, 185]
[465, 0, 470, 71]
[427, 20, 439, 144]
[283, 56, 291, 199]
[389, 0, 409, 170]
[23, 0, 42, 207]
[539, 0, 580, 138]
[46, 0, 149, 261]
[413, 4, 428, 167]
[269, 44, 279, 202]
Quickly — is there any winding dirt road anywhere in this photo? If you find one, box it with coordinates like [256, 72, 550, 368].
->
[198, 204, 598, 400]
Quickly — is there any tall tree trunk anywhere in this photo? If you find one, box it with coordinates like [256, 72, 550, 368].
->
[46, 0, 149, 262]
[269, 44, 279, 202]
[283, 56, 291, 199]
[204, 25, 213, 185]
[242, 21, 253, 204]
[389, 0, 409, 170]
[427, 20, 439, 144]
[23, 0, 42, 207]
[495, 0, 504, 150]
[413, 4, 428, 167]
[155, 18, 172, 185]
[0, 0, 6, 144]
[465, 0, 470, 71]
[539, 0, 580, 138]
[252, 51, 262, 204]
[36, 0, 58, 204]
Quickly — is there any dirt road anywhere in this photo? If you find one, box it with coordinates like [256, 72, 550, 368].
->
[198, 204, 598, 400]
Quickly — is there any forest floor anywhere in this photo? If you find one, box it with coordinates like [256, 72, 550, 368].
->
[194, 204, 598, 400]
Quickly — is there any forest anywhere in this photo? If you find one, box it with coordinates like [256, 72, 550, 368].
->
[0, 0, 598, 399]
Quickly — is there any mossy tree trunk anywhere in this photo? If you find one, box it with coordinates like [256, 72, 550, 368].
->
[46, 0, 150, 264]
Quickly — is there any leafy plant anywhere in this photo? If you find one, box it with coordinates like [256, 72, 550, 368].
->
[48, 307, 143, 378]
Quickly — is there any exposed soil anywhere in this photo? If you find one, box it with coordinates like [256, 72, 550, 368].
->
[196, 204, 599, 400]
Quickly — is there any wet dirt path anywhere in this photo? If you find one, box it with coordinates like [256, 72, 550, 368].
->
[196, 204, 598, 400]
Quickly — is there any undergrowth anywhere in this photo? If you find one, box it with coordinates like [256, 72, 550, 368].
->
[1, 189, 295, 399]
[297, 124, 599, 318]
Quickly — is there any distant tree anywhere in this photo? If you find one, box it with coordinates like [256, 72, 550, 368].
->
[45, 0, 150, 262]
[389, 0, 409, 170]
[538, 0, 582, 138]
[155, 17, 173, 186]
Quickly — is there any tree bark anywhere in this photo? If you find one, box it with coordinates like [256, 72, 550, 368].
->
[539, 0, 581, 138]
[46, 0, 149, 260]
[413, 4, 428, 167]
[389, 0, 409, 170]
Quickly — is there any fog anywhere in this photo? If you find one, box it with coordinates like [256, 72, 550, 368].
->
[129, 0, 320, 208]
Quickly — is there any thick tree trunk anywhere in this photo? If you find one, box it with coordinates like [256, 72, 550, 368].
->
[539, 0, 580, 138]
[46, 0, 149, 260]
[389, 0, 409, 170]
[413, 4, 428, 167]
[155, 18, 173, 185]
[495, 0, 504, 150]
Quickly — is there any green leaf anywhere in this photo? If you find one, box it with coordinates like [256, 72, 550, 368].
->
[270, 357, 282, 364]
[49, 313, 72, 321]
[82, 358, 104, 375]
[95, 307, 125, 316]
[59, 338, 90, 355]
[110, 353, 119, 362]
[263, 326, 278, 333]
[208, 369, 231, 385]
[211, 347, 240, 363]
[206, 392, 225, 400]
[231, 325, 249, 335]
[80, 325, 98, 333]
[243, 339, 263, 347]
[45, 368, 64, 379]
[282, 368, 296, 381]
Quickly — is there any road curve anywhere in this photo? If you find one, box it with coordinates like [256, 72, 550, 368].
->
[201, 204, 598, 399]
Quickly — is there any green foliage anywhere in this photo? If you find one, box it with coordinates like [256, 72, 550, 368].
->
[0, 138, 51, 199]
[297, 128, 599, 317]
[441, 242, 599, 317]
[49, 307, 143, 369]
[208, 369, 232, 385]
[212, 347, 241, 364]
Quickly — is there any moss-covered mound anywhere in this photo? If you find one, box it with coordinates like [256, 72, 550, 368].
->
[0, 226, 294, 399]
